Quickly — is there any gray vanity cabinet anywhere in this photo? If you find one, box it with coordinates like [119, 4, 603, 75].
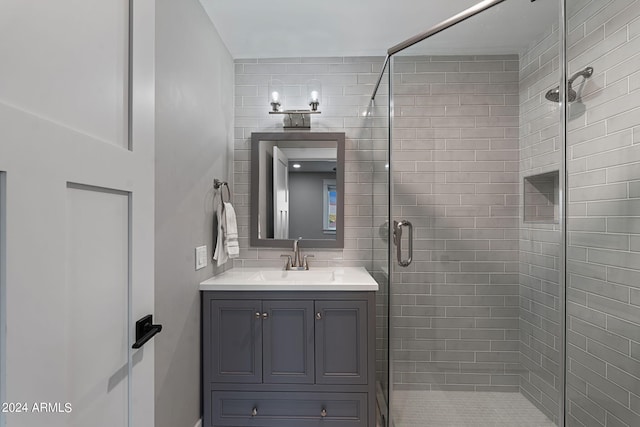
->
[202, 291, 375, 427]
[315, 300, 368, 385]
[262, 300, 315, 384]
[208, 300, 263, 384]
[206, 299, 314, 385]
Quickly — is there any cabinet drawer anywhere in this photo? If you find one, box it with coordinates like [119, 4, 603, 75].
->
[210, 391, 367, 427]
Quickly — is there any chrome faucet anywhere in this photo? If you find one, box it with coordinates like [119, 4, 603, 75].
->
[292, 238, 302, 268]
[280, 238, 314, 270]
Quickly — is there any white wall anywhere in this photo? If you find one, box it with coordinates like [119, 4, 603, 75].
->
[154, 0, 234, 426]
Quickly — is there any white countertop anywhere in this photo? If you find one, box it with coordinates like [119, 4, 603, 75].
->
[200, 266, 379, 291]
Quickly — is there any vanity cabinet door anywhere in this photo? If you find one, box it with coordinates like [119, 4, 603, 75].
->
[208, 299, 263, 384]
[314, 300, 368, 385]
[263, 300, 315, 384]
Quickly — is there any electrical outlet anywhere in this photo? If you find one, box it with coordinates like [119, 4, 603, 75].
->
[195, 246, 208, 270]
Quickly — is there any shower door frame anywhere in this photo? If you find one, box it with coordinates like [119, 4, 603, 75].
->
[379, 0, 569, 426]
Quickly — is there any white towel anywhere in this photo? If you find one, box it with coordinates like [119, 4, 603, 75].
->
[212, 200, 228, 266]
[224, 202, 239, 258]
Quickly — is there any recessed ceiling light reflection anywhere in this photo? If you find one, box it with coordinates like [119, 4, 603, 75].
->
[292, 163, 301, 169]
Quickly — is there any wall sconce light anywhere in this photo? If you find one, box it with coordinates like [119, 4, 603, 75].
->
[268, 79, 322, 129]
[307, 79, 322, 112]
[268, 79, 283, 112]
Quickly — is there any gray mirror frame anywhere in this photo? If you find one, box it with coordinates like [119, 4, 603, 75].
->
[250, 132, 345, 249]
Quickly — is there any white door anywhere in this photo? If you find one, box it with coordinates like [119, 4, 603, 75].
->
[0, 0, 155, 426]
[273, 146, 290, 240]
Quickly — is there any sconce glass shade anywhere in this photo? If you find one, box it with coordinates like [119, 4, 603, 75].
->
[268, 79, 284, 112]
[307, 79, 322, 111]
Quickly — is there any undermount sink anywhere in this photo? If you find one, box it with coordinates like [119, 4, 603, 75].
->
[250, 269, 336, 283]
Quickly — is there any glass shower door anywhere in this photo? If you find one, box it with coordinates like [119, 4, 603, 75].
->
[369, 61, 391, 427]
[387, 1, 564, 426]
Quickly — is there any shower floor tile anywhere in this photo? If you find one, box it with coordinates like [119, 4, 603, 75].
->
[390, 391, 555, 427]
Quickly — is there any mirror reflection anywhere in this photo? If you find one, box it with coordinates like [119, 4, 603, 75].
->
[251, 132, 345, 248]
[261, 140, 336, 240]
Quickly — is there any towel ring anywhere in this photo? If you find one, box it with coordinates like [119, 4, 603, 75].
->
[213, 178, 231, 204]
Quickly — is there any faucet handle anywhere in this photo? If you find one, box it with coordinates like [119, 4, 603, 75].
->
[303, 254, 315, 270]
[280, 254, 292, 270]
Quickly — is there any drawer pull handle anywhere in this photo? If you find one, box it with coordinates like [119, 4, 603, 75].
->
[262, 312, 269, 319]
[316, 312, 322, 320]
[252, 407, 258, 417]
[321, 408, 327, 417]
[255, 312, 261, 319]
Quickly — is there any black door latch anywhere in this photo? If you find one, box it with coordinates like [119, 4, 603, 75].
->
[132, 314, 162, 349]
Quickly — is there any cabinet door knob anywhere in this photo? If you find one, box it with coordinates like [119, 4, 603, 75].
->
[262, 312, 269, 319]
[321, 408, 327, 417]
[255, 312, 261, 319]
[251, 407, 258, 417]
[316, 312, 322, 320]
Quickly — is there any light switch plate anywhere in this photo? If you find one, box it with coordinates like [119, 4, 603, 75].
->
[195, 245, 207, 270]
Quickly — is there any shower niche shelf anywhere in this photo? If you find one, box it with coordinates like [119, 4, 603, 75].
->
[524, 171, 559, 224]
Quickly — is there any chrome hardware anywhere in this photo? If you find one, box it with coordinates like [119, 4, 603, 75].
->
[292, 238, 302, 267]
[393, 220, 413, 267]
[213, 178, 231, 203]
[316, 312, 322, 320]
[251, 407, 258, 417]
[262, 312, 269, 319]
[371, 0, 509, 101]
[282, 239, 315, 270]
[303, 254, 315, 270]
[255, 312, 261, 319]
[280, 254, 292, 270]
[321, 408, 327, 417]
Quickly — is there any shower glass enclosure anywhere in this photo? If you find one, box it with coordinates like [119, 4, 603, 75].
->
[380, 0, 640, 426]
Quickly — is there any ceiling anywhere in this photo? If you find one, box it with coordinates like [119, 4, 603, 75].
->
[199, 0, 558, 59]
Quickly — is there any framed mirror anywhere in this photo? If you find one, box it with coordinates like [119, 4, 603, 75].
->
[250, 132, 345, 248]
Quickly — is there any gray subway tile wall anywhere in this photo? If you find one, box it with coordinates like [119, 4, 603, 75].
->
[390, 54, 521, 392]
[566, 1, 640, 426]
[518, 22, 564, 424]
[233, 56, 387, 271]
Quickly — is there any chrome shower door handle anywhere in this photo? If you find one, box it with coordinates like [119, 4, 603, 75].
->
[394, 220, 413, 267]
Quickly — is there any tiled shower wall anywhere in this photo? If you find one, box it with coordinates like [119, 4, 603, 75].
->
[565, 1, 640, 426]
[518, 24, 564, 422]
[390, 54, 521, 391]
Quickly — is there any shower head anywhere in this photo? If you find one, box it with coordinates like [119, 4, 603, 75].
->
[545, 66, 594, 103]
[545, 86, 575, 103]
